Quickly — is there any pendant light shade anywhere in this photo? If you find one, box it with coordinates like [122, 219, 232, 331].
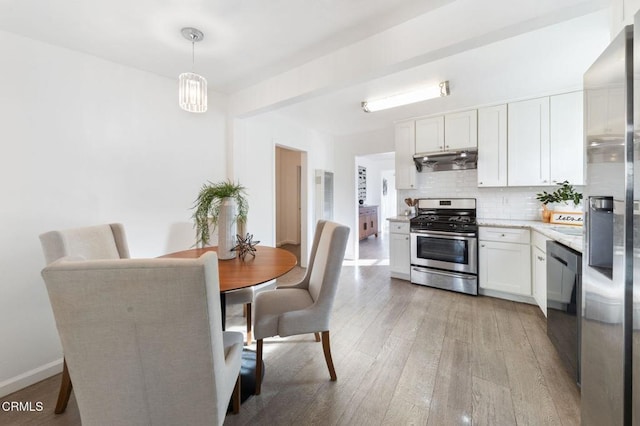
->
[179, 27, 207, 113]
[179, 72, 207, 113]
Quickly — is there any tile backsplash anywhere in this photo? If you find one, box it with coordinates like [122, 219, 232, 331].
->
[397, 169, 580, 220]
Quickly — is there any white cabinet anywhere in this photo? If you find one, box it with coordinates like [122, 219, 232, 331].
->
[531, 230, 550, 316]
[550, 91, 584, 185]
[415, 116, 444, 153]
[394, 121, 416, 189]
[477, 104, 507, 187]
[507, 97, 550, 186]
[444, 110, 478, 150]
[389, 221, 410, 280]
[479, 227, 531, 296]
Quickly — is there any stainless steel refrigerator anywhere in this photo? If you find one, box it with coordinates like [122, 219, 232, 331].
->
[582, 23, 636, 425]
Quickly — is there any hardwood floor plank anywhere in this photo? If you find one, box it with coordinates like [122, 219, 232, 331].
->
[426, 337, 472, 426]
[472, 376, 517, 426]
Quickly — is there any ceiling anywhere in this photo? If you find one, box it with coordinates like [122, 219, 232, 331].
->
[0, 0, 612, 136]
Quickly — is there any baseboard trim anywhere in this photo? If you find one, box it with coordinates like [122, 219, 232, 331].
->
[0, 358, 63, 398]
[479, 288, 537, 305]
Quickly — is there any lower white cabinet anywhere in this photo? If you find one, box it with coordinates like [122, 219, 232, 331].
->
[531, 231, 550, 316]
[479, 227, 532, 296]
[389, 221, 410, 280]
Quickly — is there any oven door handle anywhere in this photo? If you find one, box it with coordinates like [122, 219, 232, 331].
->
[411, 229, 477, 238]
[411, 266, 476, 279]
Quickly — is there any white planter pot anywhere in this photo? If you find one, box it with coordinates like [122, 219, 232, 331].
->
[217, 197, 237, 260]
[552, 201, 583, 213]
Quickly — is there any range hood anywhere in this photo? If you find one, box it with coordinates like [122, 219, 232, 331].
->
[413, 148, 478, 172]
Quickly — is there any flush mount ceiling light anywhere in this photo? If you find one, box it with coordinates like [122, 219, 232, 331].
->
[179, 27, 207, 113]
[361, 81, 450, 113]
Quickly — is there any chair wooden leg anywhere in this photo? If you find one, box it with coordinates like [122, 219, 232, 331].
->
[231, 375, 241, 414]
[255, 339, 263, 395]
[246, 303, 252, 345]
[314, 332, 321, 342]
[54, 359, 73, 414]
[321, 331, 337, 381]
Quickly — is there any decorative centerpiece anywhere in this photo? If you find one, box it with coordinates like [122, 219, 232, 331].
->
[192, 180, 248, 259]
[536, 181, 583, 225]
[232, 233, 260, 261]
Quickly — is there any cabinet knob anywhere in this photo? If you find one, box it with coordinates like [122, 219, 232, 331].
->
[481, 244, 485, 247]
[479, 181, 483, 185]
[501, 234, 505, 237]
[405, 237, 409, 240]
[542, 180, 548, 183]
[537, 256, 545, 261]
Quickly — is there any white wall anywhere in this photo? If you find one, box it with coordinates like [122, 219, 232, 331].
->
[0, 30, 227, 396]
[232, 112, 334, 267]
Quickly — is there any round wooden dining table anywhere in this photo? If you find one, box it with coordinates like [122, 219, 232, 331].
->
[159, 245, 297, 401]
[159, 245, 298, 292]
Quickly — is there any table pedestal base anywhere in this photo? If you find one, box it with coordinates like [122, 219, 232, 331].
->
[228, 348, 263, 411]
[240, 348, 262, 402]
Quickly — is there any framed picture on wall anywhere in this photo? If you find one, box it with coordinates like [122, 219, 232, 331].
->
[358, 166, 366, 203]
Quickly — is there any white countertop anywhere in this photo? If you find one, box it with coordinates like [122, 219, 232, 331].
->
[387, 215, 413, 222]
[478, 218, 583, 252]
[385, 216, 583, 252]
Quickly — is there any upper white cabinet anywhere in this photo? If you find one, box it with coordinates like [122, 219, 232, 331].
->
[550, 91, 584, 185]
[415, 116, 444, 153]
[395, 121, 416, 189]
[444, 110, 478, 150]
[507, 97, 550, 186]
[477, 104, 507, 187]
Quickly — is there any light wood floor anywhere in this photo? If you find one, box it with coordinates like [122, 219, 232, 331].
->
[1, 233, 580, 425]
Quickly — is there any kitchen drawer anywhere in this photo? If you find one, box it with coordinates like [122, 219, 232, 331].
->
[532, 230, 550, 251]
[389, 222, 410, 234]
[479, 226, 530, 244]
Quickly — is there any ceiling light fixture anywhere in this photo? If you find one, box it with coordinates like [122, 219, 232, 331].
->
[179, 27, 207, 113]
[361, 81, 450, 113]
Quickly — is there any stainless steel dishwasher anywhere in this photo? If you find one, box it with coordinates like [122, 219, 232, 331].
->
[546, 240, 582, 386]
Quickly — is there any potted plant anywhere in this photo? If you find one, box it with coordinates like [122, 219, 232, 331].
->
[192, 180, 248, 257]
[536, 181, 583, 222]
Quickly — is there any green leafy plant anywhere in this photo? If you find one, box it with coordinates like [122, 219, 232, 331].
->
[192, 180, 248, 247]
[536, 181, 583, 206]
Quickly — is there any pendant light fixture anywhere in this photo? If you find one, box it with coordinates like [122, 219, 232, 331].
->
[179, 27, 207, 113]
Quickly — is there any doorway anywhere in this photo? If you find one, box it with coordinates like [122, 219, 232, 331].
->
[275, 146, 303, 264]
[355, 152, 396, 261]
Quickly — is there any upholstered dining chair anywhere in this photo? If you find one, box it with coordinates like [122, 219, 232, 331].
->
[41, 253, 243, 426]
[39, 223, 130, 413]
[225, 281, 276, 345]
[253, 220, 349, 394]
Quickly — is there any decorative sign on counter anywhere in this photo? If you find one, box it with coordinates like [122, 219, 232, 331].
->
[550, 211, 584, 226]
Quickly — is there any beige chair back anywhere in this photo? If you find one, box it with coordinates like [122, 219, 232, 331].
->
[41, 253, 241, 426]
[39, 223, 130, 263]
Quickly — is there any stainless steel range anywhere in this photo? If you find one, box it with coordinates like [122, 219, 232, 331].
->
[409, 198, 478, 295]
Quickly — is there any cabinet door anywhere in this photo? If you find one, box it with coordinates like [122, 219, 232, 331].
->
[389, 232, 410, 276]
[532, 245, 547, 316]
[395, 121, 416, 189]
[477, 104, 507, 187]
[415, 116, 444, 153]
[550, 91, 584, 185]
[479, 241, 532, 295]
[507, 97, 550, 186]
[445, 110, 477, 150]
